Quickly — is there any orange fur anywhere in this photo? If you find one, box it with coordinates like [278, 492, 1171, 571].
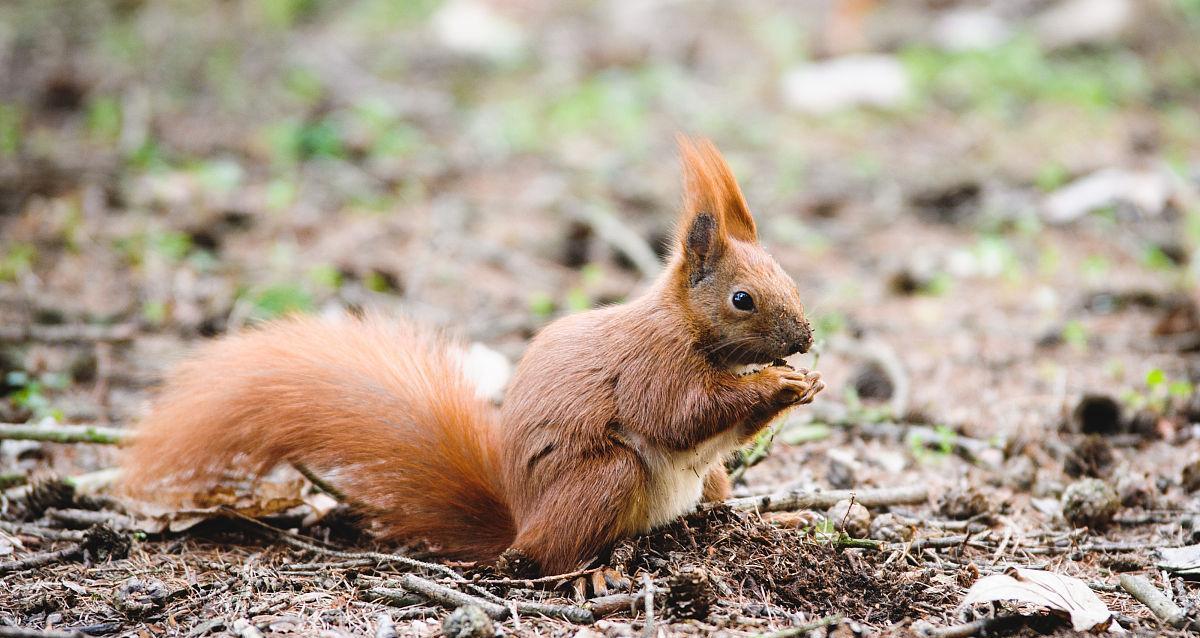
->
[121, 136, 823, 575]
[121, 314, 513, 561]
[677, 134, 756, 243]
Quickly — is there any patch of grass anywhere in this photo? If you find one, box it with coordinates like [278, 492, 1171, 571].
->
[141, 300, 168, 326]
[194, 159, 244, 195]
[86, 96, 123, 142]
[1062, 320, 1089, 352]
[5, 371, 68, 422]
[248, 283, 315, 319]
[283, 67, 325, 105]
[1123, 367, 1194, 414]
[259, 0, 323, 28]
[1081, 254, 1112, 281]
[265, 178, 299, 211]
[1141, 245, 1179, 272]
[349, 0, 443, 29]
[1035, 162, 1070, 192]
[527, 291, 555, 319]
[307, 264, 343, 291]
[901, 35, 1149, 113]
[266, 119, 346, 165]
[0, 103, 21, 156]
[0, 243, 36, 282]
[152, 231, 194, 263]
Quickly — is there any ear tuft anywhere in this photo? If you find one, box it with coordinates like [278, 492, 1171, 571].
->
[676, 135, 757, 243]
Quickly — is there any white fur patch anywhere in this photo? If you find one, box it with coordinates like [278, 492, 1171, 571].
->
[637, 428, 745, 530]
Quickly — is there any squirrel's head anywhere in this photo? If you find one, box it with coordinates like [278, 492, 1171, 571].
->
[666, 136, 812, 368]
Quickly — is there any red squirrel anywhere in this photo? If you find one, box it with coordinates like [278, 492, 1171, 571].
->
[121, 136, 825, 576]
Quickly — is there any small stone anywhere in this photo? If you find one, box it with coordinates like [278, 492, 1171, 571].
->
[1061, 478, 1120, 529]
[1128, 409, 1163, 439]
[1115, 473, 1156, 508]
[826, 499, 871, 537]
[781, 54, 911, 115]
[1002, 455, 1037, 492]
[114, 577, 168, 617]
[868, 512, 914, 542]
[938, 485, 991, 520]
[826, 451, 858, 490]
[443, 605, 495, 638]
[850, 361, 894, 401]
[1064, 435, 1115, 478]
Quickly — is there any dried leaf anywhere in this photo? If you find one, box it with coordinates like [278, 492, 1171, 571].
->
[960, 567, 1122, 632]
[118, 475, 310, 533]
[1157, 544, 1200, 577]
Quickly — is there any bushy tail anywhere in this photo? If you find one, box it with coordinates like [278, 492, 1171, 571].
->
[120, 313, 514, 562]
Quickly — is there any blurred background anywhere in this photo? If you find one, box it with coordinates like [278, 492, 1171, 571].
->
[2, 0, 1200, 469]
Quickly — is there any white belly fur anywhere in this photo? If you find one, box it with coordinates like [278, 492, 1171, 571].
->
[639, 428, 745, 530]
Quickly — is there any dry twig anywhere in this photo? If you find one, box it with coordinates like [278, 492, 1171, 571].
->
[723, 485, 928, 513]
[0, 627, 87, 638]
[0, 423, 126, 445]
[0, 323, 137, 344]
[1118, 573, 1189, 629]
[754, 613, 843, 638]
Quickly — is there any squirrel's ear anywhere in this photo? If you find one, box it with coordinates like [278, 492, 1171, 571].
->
[676, 135, 757, 245]
[680, 209, 722, 286]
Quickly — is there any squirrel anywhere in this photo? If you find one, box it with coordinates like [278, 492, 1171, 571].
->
[120, 136, 825, 576]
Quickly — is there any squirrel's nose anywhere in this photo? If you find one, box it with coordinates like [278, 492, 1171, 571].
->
[787, 336, 811, 355]
[786, 326, 813, 355]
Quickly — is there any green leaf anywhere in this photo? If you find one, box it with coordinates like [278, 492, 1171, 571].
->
[251, 284, 314, 319]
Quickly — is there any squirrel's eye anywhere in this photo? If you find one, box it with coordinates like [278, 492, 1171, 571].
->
[731, 291, 755, 311]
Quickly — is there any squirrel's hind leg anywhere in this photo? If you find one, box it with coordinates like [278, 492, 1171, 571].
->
[702, 465, 731, 502]
[507, 447, 647, 576]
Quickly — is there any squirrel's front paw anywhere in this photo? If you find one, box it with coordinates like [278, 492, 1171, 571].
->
[761, 367, 825, 406]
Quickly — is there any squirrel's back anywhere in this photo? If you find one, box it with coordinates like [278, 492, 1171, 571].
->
[121, 313, 514, 561]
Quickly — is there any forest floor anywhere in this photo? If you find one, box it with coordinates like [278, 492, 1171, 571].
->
[3, 1, 1200, 636]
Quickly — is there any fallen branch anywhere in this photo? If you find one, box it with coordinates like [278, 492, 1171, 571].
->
[833, 533, 977, 553]
[723, 485, 929, 513]
[0, 423, 126, 445]
[0, 544, 83, 574]
[386, 575, 507, 618]
[585, 593, 643, 618]
[754, 613, 843, 638]
[510, 599, 594, 624]
[1118, 574, 1189, 629]
[46, 508, 138, 530]
[640, 574, 655, 638]
[378, 574, 595, 624]
[458, 565, 603, 587]
[0, 323, 137, 344]
[0, 520, 85, 542]
[280, 558, 376, 572]
[225, 508, 506, 606]
[0, 524, 128, 574]
[0, 627, 87, 638]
